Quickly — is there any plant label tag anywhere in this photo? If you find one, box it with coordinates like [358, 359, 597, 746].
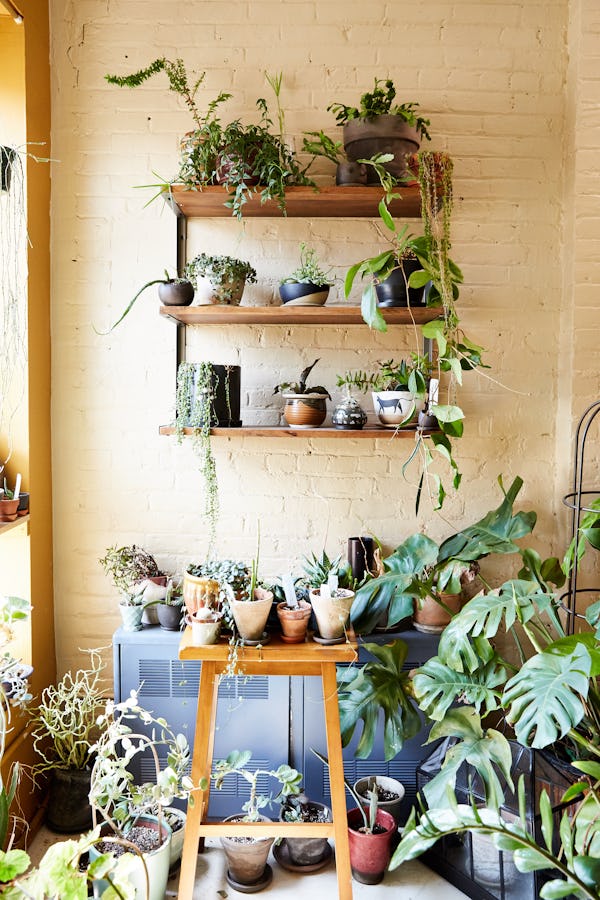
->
[282, 572, 298, 608]
[429, 378, 439, 404]
[320, 583, 331, 598]
[328, 573, 339, 593]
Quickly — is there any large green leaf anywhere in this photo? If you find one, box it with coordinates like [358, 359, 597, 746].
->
[413, 655, 506, 721]
[504, 642, 592, 747]
[437, 475, 536, 564]
[336, 640, 421, 760]
[422, 708, 514, 808]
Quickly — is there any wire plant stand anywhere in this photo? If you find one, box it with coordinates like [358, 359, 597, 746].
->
[561, 400, 600, 635]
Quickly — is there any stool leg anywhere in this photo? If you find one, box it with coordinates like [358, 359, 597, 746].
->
[179, 661, 219, 899]
[322, 663, 353, 900]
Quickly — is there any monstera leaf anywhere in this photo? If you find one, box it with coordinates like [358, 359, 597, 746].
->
[413, 654, 507, 721]
[350, 534, 437, 633]
[503, 639, 597, 747]
[336, 640, 421, 760]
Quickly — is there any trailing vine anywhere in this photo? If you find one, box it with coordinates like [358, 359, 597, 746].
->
[175, 362, 220, 553]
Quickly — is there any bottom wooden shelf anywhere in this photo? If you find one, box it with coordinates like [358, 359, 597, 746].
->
[159, 425, 436, 439]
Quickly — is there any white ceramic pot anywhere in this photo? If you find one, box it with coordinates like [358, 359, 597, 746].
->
[90, 814, 172, 900]
[309, 589, 355, 640]
[371, 390, 425, 427]
[186, 612, 223, 646]
[353, 776, 406, 826]
[165, 806, 186, 869]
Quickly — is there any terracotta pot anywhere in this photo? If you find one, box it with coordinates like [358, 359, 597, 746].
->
[309, 589, 355, 640]
[276, 600, 311, 643]
[347, 807, 396, 884]
[220, 814, 274, 887]
[182, 572, 221, 616]
[230, 589, 273, 642]
[283, 394, 328, 428]
[353, 776, 406, 827]
[413, 591, 463, 633]
[0, 498, 19, 522]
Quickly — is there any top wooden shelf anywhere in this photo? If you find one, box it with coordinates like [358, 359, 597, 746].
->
[159, 305, 441, 326]
[164, 184, 422, 219]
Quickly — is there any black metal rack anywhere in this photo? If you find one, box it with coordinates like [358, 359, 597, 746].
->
[561, 400, 600, 634]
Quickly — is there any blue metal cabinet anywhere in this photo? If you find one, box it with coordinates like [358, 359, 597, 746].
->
[112, 627, 290, 819]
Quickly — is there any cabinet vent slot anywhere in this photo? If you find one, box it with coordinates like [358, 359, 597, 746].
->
[171, 661, 201, 697]
[138, 660, 170, 697]
[217, 676, 269, 701]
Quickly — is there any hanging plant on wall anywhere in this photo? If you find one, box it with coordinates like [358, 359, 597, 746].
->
[174, 362, 241, 553]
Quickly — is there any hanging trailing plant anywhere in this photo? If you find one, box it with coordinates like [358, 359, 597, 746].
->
[175, 362, 220, 552]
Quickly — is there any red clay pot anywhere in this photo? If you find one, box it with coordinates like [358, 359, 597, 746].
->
[347, 807, 396, 884]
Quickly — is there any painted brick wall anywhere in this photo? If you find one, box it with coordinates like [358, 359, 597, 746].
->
[48, 0, 597, 675]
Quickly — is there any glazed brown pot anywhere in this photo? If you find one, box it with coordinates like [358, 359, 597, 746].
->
[182, 572, 221, 616]
[276, 600, 311, 643]
[413, 591, 463, 633]
[343, 116, 421, 183]
[283, 394, 327, 428]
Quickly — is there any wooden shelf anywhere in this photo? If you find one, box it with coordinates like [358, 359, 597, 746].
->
[159, 425, 433, 439]
[159, 305, 441, 326]
[164, 184, 422, 219]
[0, 514, 30, 536]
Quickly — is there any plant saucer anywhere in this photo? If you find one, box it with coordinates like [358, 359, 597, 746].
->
[226, 863, 273, 893]
[273, 839, 333, 873]
[240, 632, 270, 647]
[312, 633, 346, 645]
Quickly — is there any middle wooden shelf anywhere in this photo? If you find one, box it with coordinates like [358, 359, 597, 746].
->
[159, 425, 435, 439]
[159, 305, 441, 326]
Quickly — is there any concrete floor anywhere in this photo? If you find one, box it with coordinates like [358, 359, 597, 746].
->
[29, 826, 469, 899]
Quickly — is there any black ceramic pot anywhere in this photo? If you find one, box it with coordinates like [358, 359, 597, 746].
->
[158, 280, 195, 306]
[279, 282, 330, 306]
[0, 146, 16, 193]
[375, 257, 426, 307]
[180, 364, 242, 428]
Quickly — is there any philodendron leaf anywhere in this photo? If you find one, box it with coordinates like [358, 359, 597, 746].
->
[413, 655, 506, 721]
[336, 640, 421, 760]
[503, 642, 592, 747]
[423, 708, 513, 808]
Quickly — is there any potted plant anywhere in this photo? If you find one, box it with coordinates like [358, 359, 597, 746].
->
[227, 550, 274, 645]
[279, 243, 333, 307]
[302, 549, 356, 641]
[311, 749, 396, 884]
[96, 269, 194, 333]
[213, 749, 302, 891]
[274, 573, 312, 643]
[353, 776, 406, 828]
[0, 482, 19, 523]
[301, 130, 368, 185]
[30, 649, 106, 834]
[327, 78, 431, 183]
[88, 690, 198, 900]
[273, 358, 331, 429]
[279, 793, 333, 868]
[185, 252, 257, 306]
[98, 543, 165, 631]
[154, 576, 185, 631]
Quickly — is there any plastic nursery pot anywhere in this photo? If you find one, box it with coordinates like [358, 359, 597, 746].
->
[229, 589, 274, 643]
[283, 394, 328, 428]
[90, 815, 172, 900]
[413, 591, 463, 634]
[353, 776, 406, 827]
[279, 282, 330, 307]
[46, 768, 93, 834]
[309, 589, 355, 641]
[276, 600, 312, 643]
[346, 807, 396, 885]
[220, 813, 274, 889]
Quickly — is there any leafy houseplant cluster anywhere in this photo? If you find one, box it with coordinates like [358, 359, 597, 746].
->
[106, 59, 314, 218]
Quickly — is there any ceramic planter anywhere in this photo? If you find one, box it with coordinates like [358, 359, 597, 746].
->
[186, 611, 223, 646]
[331, 394, 367, 430]
[375, 257, 427, 308]
[343, 115, 421, 183]
[347, 807, 396, 884]
[182, 572, 221, 616]
[46, 768, 93, 833]
[196, 276, 248, 306]
[221, 813, 274, 890]
[413, 591, 463, 633]
[279, 282, 330, 307]
[156, 603, 184, 631]
[276, 600, 311, 643]
[90, 814, 172, 900]
[177, 362, 242, 428]
[309, 589, 355, 641]
[279, 801, 332, 866]
[230, 589, 273, 642]
[165, 806, 186, 870]
[371, 390, 425, 427]
[353, 776, 406, 827]
[336, 160, 368, 186]
[283, 393, 328, 428]
[119, 603, 144, 632]
[16, 492, 29, 516]
[157, 279, 194, 306]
